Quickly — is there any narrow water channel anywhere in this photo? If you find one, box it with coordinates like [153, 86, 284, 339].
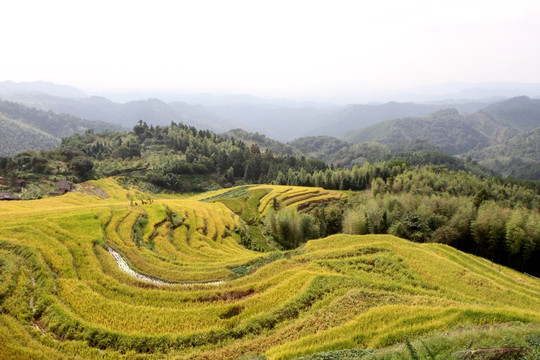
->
[108, 247, 224, 286]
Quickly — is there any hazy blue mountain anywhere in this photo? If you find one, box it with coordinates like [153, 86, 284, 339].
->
[3, 81, 539, 158]
[93, 82, 540, 105]
[168, 102, 240, 132]
[208, 103, 338, 141]
[385, 82, 540, 103]
[0, 99, 122, 156]
[305, 101, 490, 138]
[341, 109, 492, 155]
[343, 97, 540, 154]
[480, 96, 540, 132]
[2, 92, 240, 131]
[0, 81, 86, 98]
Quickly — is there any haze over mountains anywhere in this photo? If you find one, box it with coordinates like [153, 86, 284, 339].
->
[0, 99, 123, 156]
[3, 81, 540, 137]
[1, 80, 540, 179]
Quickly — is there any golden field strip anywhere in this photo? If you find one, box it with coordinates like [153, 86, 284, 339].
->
[0, 178, 539, 359]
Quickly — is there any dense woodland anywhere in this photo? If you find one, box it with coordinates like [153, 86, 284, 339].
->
[465, 127, 540, 180]
[1, 121, 539, 276]
[0, 121, 327, 193]
[263, 164, 539, 275]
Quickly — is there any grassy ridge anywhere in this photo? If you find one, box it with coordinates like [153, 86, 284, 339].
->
[0, 179, 538, 359]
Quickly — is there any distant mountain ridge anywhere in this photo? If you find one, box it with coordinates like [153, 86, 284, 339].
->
[305, 101, 490, 138]
[342, 108, 492, 155]
[2, 91, 240, 132]
[2, 81, 540, 180]
[0, 81, 86, 98]
[340, 96, 540, 180]
[0, 80, 509, 142]
[344, 97, 540, 148]
[0, 90, 495, 142]
[208, 103, 337, 141]
[0, 99, 123, 156]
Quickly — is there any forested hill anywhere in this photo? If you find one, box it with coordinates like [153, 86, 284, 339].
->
[465, 127, 540, 180]
[289, 136, 494, 175]
[342, 108, 491, 154]
[340, 97, 540, 180]
[343, 97, 540, 151]
[0, 121, 327, 195]
[222, 128, 303, 157]
[0, 99, 123, 156]
[221, 131, 492, 177]
[305, 101, 488, 138]
[481, 95, 540, 132]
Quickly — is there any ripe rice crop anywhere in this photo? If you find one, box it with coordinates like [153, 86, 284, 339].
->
[0, 179, 538, 359]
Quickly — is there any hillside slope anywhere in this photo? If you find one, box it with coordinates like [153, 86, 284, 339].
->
[289, 136, 391, 167]
[0, 114, 59, 154]
[4, 92, 242, 131]
[482, 95, 540, 132]
[342, 109, 490, 155]
[306, 101, 488, 138]
[343, 97, 540, 159]
[223, 128, 304, 156]
[466, 127, 540, 180]
[0, 100, 123, 156]
[0, 180, 538, 359]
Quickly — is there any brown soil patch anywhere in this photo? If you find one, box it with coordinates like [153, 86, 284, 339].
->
[77, 182, 110, 199]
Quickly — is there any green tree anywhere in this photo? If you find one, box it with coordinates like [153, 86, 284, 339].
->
[471, 201, 509, 260]
[70, 156, 94, 179]
[342, 208, 368, 235]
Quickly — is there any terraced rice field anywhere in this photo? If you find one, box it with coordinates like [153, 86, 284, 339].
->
[0, 179, 538, 359]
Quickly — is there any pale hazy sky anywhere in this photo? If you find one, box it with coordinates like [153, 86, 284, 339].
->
[2, 0, 540, 98]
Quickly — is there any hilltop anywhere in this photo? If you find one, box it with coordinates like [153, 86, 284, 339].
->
[289, 135, 493, 176]
[339, 97, 540, 179]
[343, 97, 540, 148]
[0, 180, 539, 359]
[305, 101, 488, 138]
[223, 129, 303, 157]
